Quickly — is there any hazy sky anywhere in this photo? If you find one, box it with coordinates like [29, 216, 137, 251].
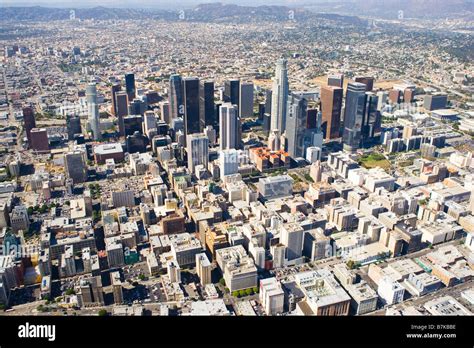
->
[1, 0, 312, 9]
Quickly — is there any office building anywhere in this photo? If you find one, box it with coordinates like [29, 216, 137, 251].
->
[327, 73, 344, 88]
[294, 269, 351, 316]
[29, 128, 49, 152]
[361, 92, 381, 144]
[23, 106, 36, 147]
[110, 83, 121, 116]
[281, 223, 304, 261]
[342, 82, 367, 152]
[377, 277, 405, 305]
[354, 76, 374, 91]
[219, 149, 239, 178]
[115, 91, 128, 136]
[66, 115, 82, 141]
[199, 80, 216, 131]
[219, 103, 240, 150]
[239, 82, 254, 118]
[78, 276, 104, 307]
[183, 77, 201, 136]
[216, 245, 258, 292]
[224, 79, 240, 105]
[196, 253, 212, 286]
[320, 86, 342, 140]
[65, 150, 88, 184]
[125, 73, 136, 101]
[271, 59, 289, 132]
[257, 175, 293, 199]
[424, 94, 448, 111]
[285, 92, 308, 158]
[260, 277, 285, 315]
[110, 271, 123, 304]
[169, 233, 202, 267]
[169, 74, 183, 120]
[86, 83, 101, 141]
[106, 242, 125, 268]
[187, 133, 209, 173]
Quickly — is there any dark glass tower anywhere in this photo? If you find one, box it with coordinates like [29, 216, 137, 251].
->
[199, 80, 216, 131]
[342, 82, 367, 152]
[224, 79, 240, 105]
[362, 92, 381, 144]
[183, 77, 200, 137]
[169, 74, 183, 120]
[23, 106, 36, 148]
[125, 73, 136, 101]
[110, 84, 121, 116]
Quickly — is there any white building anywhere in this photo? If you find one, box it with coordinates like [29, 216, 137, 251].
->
[219, 149, 239, 179]
[306, 146, 321, 163]
[377, 276, 405, 305]
[196, 253, 212, 285]
[187, 133, 209, 173]
[260, 277, 285, 315]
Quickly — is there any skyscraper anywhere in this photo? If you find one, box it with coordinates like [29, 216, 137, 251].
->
[65, 150, 88, 184]
[86, 83, 101, 141]
[169, 74, 183, 120]
[355, 76, 375, 91]
[362, 92, 381, 145]
[23, 106, 36, 148]
[320, 85, 343, 140]
[125, 73, 136, 101]
[224, 79, 240, 105]
[66, 115, 82, 141]
[239, 82, 254, 118]
[327, 73, 344, 88]
[271, 59, 289, 132]
[30, 128, 49, 153]
[115, 91, 128, 136]
[183, 77, 200, 137]
[110, 84, 121, 116]
[342, 82, 367, 152]
[186, 133, 209, 173]
[285, 92, 308, 158]
[160, 101, 171, 125]
[219, 103, 240, 150]
[199, 80, 216, 131]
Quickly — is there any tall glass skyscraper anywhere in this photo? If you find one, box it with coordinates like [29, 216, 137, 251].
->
[183, 77, 200, 137]
[86, 83, 101, 141]
[362, 92, 381, 145]
[125, 73, 136, 101]
[285, 92, 308, 158]
[219, 103, 240, 150]
[342, 82, 367, 152]
[169, 74, 183, 120]
[199, 80, 216, 131]
[224, 79, 240, 105]
[271, 59, 289, 133]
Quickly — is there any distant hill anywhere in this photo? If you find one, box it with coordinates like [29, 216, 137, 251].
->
[0, 3, 364, 24]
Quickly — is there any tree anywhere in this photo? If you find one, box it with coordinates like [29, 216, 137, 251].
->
[98, 309, 107, 316]
[252, 287, 258, 294]
[0, 303, 6, 311]
[138, 274, 146, 281]
[219, 278, 226, 286]
[245, 288, 253, 296]
[232, 291, 239, 297]
[65, 288, 75, 296]
[238, 289, 245, 297]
